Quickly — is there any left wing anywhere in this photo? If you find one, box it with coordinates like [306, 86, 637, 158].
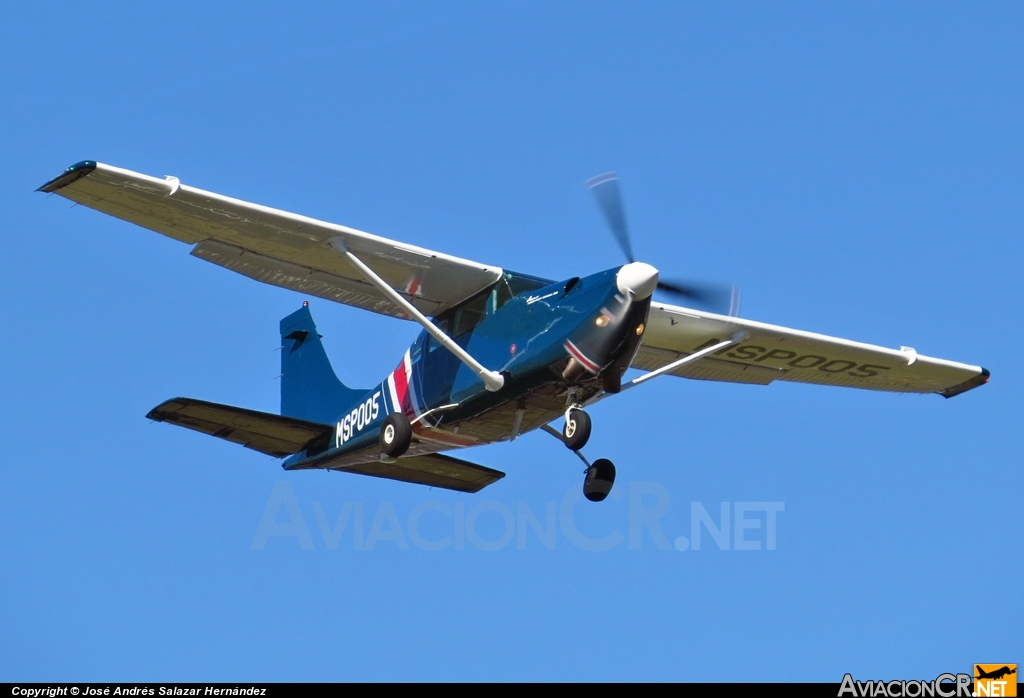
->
[633, 302, 988, 397]
[39, 161, 502, 319]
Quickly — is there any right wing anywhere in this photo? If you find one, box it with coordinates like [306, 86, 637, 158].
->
[39, 161, 502, 319]
[633, 302, 988, 397]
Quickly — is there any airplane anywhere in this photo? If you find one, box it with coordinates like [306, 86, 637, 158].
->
[38, 161, 990, 502]
[976, 666, 1016, 681]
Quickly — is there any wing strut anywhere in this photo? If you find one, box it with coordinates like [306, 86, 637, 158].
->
[625, 330, 750, 389]
[327, 238, 505, 392]
[585, 330, 749, 407]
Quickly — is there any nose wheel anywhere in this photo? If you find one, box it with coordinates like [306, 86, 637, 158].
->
[562, 409, 592, 451]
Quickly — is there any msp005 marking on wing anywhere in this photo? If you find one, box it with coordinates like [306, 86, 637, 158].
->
[723, 345, 892, 378]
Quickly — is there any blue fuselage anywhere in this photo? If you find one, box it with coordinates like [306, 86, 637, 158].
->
[284, 265, 650, 469]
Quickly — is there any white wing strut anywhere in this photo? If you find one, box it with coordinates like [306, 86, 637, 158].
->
[584, 330, 749, 408]
[542, 333, 749, 460]
[328, 238, 505, 392]
[624, 331, 750, 389]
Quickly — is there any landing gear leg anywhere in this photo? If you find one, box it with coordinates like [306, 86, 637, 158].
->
[540, 413, 615, 503]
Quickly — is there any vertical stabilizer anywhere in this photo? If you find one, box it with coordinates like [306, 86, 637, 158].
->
[280, 304, 364, 424]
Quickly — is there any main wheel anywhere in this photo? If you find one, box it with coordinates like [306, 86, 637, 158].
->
[380, 413, 412, 457]
[583, 459, 616, 502]
[562, 409, 592, 451]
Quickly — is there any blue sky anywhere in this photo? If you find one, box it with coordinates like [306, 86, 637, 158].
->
[1, 2, 1020, 682]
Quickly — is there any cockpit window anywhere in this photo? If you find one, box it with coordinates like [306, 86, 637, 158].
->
[429, 270, 553, 349]
[490, 280, 512, 314]
[506, 271, 551, 296]
[489, 271, 552, 313]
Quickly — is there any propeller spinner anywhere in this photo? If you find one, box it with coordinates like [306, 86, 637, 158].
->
[586, 172, 740, 316]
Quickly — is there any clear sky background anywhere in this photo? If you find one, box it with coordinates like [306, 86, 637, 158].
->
[1, 2, 1020, 682]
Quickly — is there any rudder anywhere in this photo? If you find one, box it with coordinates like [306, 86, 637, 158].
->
[280, 303, 364, 424]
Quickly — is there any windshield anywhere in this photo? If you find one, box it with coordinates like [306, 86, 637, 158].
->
[489, 270, 552, 313]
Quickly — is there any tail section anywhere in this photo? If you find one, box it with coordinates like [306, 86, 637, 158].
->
[280, 303, 365, 424]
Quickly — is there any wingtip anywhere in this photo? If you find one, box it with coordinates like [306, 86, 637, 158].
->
[939, 367, 990, 399]
[146, 396, 188, 421]
[37, 160, 97, 193]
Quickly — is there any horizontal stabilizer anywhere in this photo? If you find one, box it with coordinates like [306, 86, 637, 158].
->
[147, 398, 333, 458]
[339, 453, 505, 493]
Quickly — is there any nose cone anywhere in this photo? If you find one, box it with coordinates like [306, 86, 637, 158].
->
[616, 262, 659, 300]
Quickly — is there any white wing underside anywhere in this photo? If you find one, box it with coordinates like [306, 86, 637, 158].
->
[41, 161, 987, 397]
[42, 162, 502, 318]
[634, 302, 987, 397]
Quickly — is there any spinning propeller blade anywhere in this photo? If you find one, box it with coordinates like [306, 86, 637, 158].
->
[655, 280, 742, 317]
[586, 171, 741, 317]
[586, 172, 634, 263]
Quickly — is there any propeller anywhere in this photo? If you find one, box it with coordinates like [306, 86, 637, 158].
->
[587, 172, 634, 263]
[586, 172, 740, 316]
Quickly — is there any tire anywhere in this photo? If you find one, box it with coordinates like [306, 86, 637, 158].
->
[380, 413, 412, 457]
[583, 459, 616, 502]
[562, 409, 592, 451]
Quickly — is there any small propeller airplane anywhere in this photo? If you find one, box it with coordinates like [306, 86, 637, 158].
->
[39, 161, 989, 501]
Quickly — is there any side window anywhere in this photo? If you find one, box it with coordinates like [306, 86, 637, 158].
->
[452, 292, 488, 338]
[428, 316, 451, 352]
[410, 332, 425, 362]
